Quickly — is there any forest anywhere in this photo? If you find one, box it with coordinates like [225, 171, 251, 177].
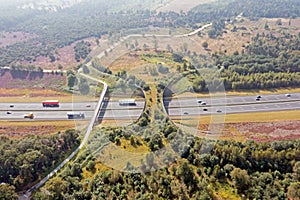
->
[0, 129, 80, 194]
[29, 125, 300, 200]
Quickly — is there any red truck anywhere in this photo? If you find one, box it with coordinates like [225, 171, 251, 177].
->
[42, 100, 59, 107]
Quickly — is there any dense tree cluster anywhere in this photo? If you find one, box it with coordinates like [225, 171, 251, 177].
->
[33, 133, 300, 199]
[187, 0, 300, 24]
[0, 129, 80, 192]
[208, 20, 226, 38]
[74, 41, 91, 62]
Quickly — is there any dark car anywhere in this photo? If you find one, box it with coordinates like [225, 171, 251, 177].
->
[203, 108, 208, 111]
[256, 98, 260, 101]
[6, 111, 12, 114]
[217, 110, 222, 113]
[9, 104, 14, 108]
[256, 95, 261, 99]
[183, 112, 189, 115]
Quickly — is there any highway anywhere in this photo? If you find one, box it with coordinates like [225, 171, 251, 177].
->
[0, 101, 145, 111]
[0, 101, 145, 120]
[167, 93, 300, 116]
[3, 93, 300, 121]
[168, 99, 300, 116]
[168, 93, 300, 108]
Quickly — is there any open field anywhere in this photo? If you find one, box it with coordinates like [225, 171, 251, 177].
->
[174, 110, 300, 142]
[200, 110, 300, 123]
[0, 120, 80, 138]
[194, 17, 300, 55]
[0, 88, 98, 102]
[98, 35, 208, 68]
[97, 142, 149, 171]
[0, 31, 36, 47]
[108, 50, 181, 83]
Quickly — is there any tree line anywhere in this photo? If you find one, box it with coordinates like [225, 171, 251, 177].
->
[0, 129, 80, 194]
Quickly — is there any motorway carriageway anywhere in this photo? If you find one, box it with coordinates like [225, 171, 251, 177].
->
[1, 92, 300, 120]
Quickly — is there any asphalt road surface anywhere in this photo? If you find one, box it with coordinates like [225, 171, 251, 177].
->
[0, 106, 144, 120]
[2, 93, 299, 121]
[0, 101, 145, 111]
[0, 101, 145, 120]
[167, 93, 300, 116]
[168, 100, 300, 116]
[167, 92, 300, 108]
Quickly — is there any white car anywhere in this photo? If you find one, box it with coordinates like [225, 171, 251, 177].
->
[285, 93, 291, 97]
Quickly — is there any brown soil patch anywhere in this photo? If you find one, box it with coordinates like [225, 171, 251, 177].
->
[108, 51, 148, 74]
[199, 120, 300, 142]
[0, 121, 76, 138]
[0, 69, 66, 90]
[0, 69, 72, 102]
[21, 37, 98, 70]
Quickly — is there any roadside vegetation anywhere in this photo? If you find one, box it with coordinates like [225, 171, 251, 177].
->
[0, 129, 80, 193]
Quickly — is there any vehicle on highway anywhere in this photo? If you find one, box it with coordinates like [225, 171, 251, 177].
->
[9, 104, 14, 108]
[42, 100, 59, 107]
[183, 111, 189, 115]
[285, 93, 291, 97]
[201, 102, 206, 105]
[256, 95, 261, 99]
[203, 108, 208, 111]
[6, 111, 11, 114]
[86, 104, 91, 107]
[256, 98, 260, 101]
[197, 100, 202, 103]
[217, 110, 222, 113]
[119, 99, 136, 106]
[24, 112, 34, 119]
[67, 112, 85, 119]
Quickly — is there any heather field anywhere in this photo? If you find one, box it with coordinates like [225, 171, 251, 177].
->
[0, 121, 77, 138]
